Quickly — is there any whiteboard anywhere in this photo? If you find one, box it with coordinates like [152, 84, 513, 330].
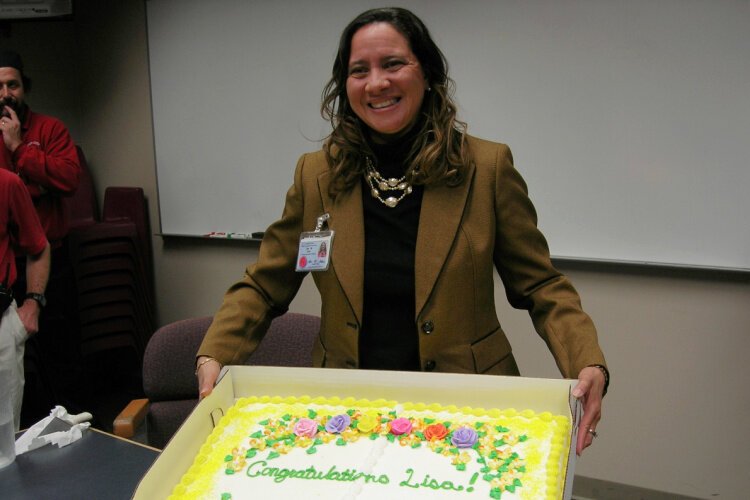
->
[146, 0, 750, 270]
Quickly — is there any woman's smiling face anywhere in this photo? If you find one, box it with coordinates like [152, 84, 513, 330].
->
[346, 22, 428, 142]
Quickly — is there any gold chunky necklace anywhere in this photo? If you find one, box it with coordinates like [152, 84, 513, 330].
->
[364, 156, 413, 208]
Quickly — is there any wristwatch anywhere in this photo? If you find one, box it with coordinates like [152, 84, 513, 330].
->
[25, 292, 47, 308]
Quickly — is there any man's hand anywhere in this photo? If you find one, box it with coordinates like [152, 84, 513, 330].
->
[0, 105, 23, 152]
[16, 299, 41, 336]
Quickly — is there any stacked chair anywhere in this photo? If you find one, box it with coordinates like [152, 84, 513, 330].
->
[62, 151, 156, 430]
[18, 146, 156, 431]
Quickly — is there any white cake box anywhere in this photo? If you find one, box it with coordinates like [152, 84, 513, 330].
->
[133, 366, 581, 499]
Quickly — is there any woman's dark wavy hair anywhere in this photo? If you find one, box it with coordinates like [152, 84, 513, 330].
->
[321, 7, 470, 198]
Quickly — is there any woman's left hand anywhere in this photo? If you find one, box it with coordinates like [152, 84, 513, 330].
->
[572, 366, 606, 455]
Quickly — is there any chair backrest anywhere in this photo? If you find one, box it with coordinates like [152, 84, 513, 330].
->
[65, 146, 99, 229]
[142, 312, 320, 448]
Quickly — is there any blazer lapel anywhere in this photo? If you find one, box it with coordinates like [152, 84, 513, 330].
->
[320, 172, 365, 324]
[414, 164, 476, 317]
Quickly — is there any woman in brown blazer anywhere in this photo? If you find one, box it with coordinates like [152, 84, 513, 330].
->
[197, 7, 608, 455]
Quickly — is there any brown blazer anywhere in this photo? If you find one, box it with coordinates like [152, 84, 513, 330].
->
[199, 135, 607, 379]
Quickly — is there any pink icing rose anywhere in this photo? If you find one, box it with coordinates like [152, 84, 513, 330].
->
[325, 414, 351, 434]
[293, 418, 318, 438]
[389, 417, 413, 436]
[451, 426, 478, 448]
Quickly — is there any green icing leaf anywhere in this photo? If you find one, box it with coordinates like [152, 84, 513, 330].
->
[496, 425, 509, 432]
[489, 451, 498, 459]
[245, 449, 257, 458]
[387, 434, 396, 443]
[489, 487, 501, 499]
[336, 438, 346, 446]
[456, 463, 466, 471]
[258, 419, 269, 426]
[483, 474, 495, 482]
[223, 455, 233, 462]
[480, 466, 490, 473]
[498, 465, 508, 473]
[221, 493, 232, 500]
[369, 433, 378, 440]
[307, 409, 317, 418]
[424, 417, 435, 424]
[225, 469, 234, 475]
[250, 431, 263, 439]
[415, 431, 425, 440]
[494, 439, 505, 447]
[306, 446, 317, 455]
[474, 422, 484, 430]
[281, 414, 291, 421]
[513, 478, 522, 487]
[505, 484, 516, 493]
[411, 442, 421, 449]
[519, 435, 528, 442]
[517, 466, 526, 472]
[435, 447, 443, 454]
[347, 409, 355, 416]
[267, 451, 280, 460]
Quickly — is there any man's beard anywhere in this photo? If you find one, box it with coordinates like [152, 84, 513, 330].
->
[0, 97, 25, 119]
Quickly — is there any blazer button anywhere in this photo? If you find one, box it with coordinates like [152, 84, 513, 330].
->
[424, 360, 436, 371]
[421, 320, 434, 334]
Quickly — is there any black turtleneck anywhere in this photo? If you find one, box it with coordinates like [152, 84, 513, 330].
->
[359, 132, 424, 371]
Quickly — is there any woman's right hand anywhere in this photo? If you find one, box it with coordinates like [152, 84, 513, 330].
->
[196, 356, 222, 399]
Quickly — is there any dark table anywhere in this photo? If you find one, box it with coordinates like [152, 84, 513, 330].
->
[1, 428, 159, 500]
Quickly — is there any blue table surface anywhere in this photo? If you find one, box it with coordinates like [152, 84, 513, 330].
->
[1, 428, 159, 500]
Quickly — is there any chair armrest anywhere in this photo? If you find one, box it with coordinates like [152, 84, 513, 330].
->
[113, 398, 149, 439]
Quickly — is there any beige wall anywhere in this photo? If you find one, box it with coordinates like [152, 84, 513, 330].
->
[3, 1, 749, 497]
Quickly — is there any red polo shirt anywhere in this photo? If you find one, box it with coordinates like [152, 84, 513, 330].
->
[0, 108, 80, 245]
[1, 169, 47, 287]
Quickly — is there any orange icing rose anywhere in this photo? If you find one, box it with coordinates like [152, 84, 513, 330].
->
[423, 423, 449, 441]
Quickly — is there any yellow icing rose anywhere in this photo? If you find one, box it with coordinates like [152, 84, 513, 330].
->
[356, 414, 379, 433]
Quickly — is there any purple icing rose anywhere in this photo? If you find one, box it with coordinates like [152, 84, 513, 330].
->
[451, 427, 478, 448]
[293, 418, 318, 438]
[389, 417, 413, 436]
[325, 414, 351, 434]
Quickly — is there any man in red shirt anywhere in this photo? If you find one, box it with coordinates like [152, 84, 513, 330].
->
[1, 168, 50, 431]
[0, 50, 79, 426]
[0, 50, 80, 246]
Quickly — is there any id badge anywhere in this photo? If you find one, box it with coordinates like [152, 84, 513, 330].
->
[296, 214, 334, 272]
